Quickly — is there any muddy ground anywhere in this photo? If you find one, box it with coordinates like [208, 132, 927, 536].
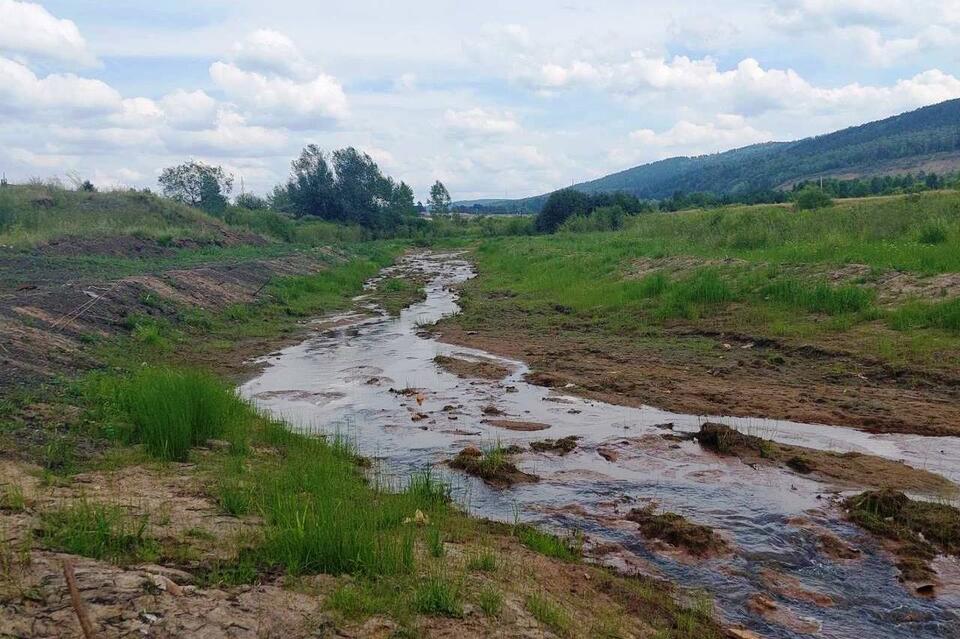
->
[434, 323, 960, 437]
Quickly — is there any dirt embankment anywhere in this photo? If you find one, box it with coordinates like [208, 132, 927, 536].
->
[0, 238, 344, 392]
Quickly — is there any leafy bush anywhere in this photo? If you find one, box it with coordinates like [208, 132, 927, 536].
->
[558, 205, 627, 233]
[794, 186, 833, 210]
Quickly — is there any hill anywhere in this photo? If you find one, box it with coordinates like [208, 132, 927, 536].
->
[457, 98, 960, 213]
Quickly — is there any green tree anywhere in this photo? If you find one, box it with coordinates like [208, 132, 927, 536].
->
[159, 161, 233, 209]
[285, 145, 339, 219]
[428, 181, 451, 215]
[234, 192, 268, 210]
[536, 189, 591, 233]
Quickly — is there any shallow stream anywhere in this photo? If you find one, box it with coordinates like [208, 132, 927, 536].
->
[240, 252, 960, 639]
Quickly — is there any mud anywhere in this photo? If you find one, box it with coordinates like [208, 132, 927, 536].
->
[448, 447, 539, 488]
[529, 436, 580, 455]
[437, 324, 960, 437]
[845, 489, 960, 586]
[697, 422, 957, 495]
[434, 354, 511, 381]
[0, 244, 344, 392]
[625, 506, 728, 557]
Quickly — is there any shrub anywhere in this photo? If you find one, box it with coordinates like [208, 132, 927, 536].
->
[917, 219, 949, 245]
[794, 186, 833, 210]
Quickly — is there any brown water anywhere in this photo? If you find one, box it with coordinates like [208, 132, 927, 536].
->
[240, 252, 960, 639]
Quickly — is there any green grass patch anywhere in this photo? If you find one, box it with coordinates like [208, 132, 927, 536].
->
[762, 278, 874, 315]
[477, 585, 504, 617]
[38, 500, 159, 564]
[107, 367, 252, 461]
[515, 525, 581, 562]
[526, 592, 573, 637]
[412, 575, 463, 617]
[888, 297, 960, 334]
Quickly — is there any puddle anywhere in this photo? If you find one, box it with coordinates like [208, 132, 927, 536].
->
[240, 252, 960, 639]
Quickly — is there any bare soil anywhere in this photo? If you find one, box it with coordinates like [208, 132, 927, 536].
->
[433, 355, 511, 381]
[435, 324, 960, 437]
[696, 423, 956, 495]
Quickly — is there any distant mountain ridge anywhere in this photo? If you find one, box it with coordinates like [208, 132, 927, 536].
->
[457, 98, 960, 212]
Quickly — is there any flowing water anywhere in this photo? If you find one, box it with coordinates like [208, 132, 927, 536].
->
[240, 252, 960, 639]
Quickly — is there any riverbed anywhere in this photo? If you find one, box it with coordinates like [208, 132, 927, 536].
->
[240, 252, 960, 639]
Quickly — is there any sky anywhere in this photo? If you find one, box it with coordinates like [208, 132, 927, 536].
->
[1, 1, 959, 201]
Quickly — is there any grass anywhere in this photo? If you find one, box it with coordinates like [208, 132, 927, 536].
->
[109, 367, 252, 462]
[412, 575, 463, 617]
[0, 185, 222, 248]
[38, 500, 159, 564]
[454, 192, 960, 373]
[466, 548, 498, 572]
[515, 525, 581, 562]
[0, 485, 26, 512]
[477, 586, 503, 616]
[526, 592, 573, 637]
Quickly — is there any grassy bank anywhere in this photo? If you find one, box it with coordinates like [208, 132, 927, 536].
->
[458, 193, 960, 369]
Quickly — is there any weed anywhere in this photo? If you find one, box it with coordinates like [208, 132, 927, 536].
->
[38, 500, 159, 564]
[477, 585, 503, 617]
[115, 366, 251, 461]
[466, 549, 498, 572]
[526, 592, 572, 637]
[0, 485, 26, 512]
[515, 525, 580, 561]
[426, 526, 445, 558]
[413, 575, 463, 617]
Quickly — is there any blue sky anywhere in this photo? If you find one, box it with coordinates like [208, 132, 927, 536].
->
[1, 0, 959, 200]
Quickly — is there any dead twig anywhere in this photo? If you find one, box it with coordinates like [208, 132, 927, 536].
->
[63, 559, 97, 639]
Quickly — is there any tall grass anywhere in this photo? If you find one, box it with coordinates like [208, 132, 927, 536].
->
[888, 297, 960, 334]
[115, 367, 251, 461]
[763, 278, 874, 315]
[235, 431, 450, 577]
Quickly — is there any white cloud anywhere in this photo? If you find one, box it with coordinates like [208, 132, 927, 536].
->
[393, 72, 418, 92]
[210, 61, 348, 127]
[0, 56, 120, 116]
[230, 29, 315, 80]
[0, 0, 95, 65]
[514, 52, 960, 120]
[160, 89, 218, 130]
[177, 109, 288, 156]
[615, 114, 774, 165]
[444, 108, 520, 135]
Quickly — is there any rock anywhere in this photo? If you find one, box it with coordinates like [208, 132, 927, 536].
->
[727, 629, 763, 639]
[598, 447, 619, 462]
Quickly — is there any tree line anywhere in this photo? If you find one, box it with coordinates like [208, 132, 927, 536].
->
[157, 147, 453, 232]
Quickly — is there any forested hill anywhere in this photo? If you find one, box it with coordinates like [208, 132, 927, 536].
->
[458, 98, 960, 213]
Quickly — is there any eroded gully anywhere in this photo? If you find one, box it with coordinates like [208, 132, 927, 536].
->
[239, 252, 960, 639]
